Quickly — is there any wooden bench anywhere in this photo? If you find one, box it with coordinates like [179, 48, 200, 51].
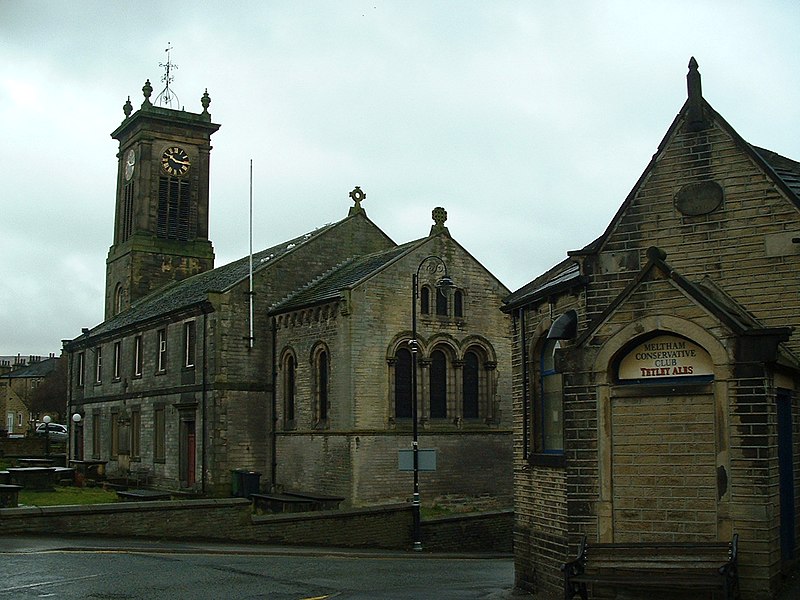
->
[562, 534, 740, 600]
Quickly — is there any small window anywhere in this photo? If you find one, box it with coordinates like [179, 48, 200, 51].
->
[454, 290, 464, 318]
[92, 413, 101, 459]
[154, 406, 166, 462]
[76, 352, 85, 387]
[435, 288, 448, 316]
[157, 328, 167, 372]
[113, 341, 122, 380]
[539, 338, 563, 454]
[184, 321, 196, 368]
[114, 284, 124, 315]
[111, 411, 119, 455]
[130, 409, 141, 459]
[133, 335, 143, 377]
[94, 347, 103, 383]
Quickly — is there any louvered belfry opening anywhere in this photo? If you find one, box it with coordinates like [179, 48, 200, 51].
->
[157, 176, 192, 240]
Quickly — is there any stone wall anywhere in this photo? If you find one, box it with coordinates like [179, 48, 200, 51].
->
[0, 500, 512, 553]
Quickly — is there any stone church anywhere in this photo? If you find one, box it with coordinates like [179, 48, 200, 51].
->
[63, 80, 513, 508]
[504, 59, 800, 598]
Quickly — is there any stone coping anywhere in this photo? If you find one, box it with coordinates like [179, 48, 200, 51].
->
[0, 497, 250, 517]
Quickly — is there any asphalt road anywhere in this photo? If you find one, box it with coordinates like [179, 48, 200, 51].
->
[0, 536, 517, 599]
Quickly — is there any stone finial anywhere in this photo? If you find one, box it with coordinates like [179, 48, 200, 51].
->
[430, 206, 450, 236]
[686, 57, 706, 131]
[201, 88, 211, 114]
[348, 186, 366, 215]
[123, 96, 133, 118]
[142, 79, 153, 107]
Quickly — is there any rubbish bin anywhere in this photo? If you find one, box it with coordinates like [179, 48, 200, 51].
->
[240, 470, 261, 499]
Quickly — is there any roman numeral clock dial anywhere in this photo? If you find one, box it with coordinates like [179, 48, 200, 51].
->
[161, 146, 191, 177]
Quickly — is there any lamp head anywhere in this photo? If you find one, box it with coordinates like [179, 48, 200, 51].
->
[43, 415, 51, 424]
[72, 413, 82, 424]
[435, 275, 455, 290]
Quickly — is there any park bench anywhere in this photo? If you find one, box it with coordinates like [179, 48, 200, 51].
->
[283, 491, 345, 511]
[562, 534, 740, 600]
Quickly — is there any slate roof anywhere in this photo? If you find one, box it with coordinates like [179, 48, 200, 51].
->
[73, 223, 337, 342]
[752, 146, 800, 203]
[0, 357, 59, 379]
[501, 258, 584, 311]
[269, 241, 418, 313]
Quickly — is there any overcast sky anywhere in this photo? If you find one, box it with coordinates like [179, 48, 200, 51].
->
[1, 1, 799, 357]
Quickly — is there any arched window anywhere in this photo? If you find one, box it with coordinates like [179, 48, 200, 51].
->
[420, 286, 430, 315]
[538, 338, 563, 453]
[435, 288, 448, 316]
[454, 290, 464, 318]
[315, 348, 330, 424]
[462, 350, 480, 419]
[430, 349, 448, 418]
[114, 284, 124, 315]
[394, 347, 413, 419]
[283, 353, 296, 428]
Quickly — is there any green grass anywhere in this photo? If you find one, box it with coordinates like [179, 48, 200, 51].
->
[19, 486, 119, 507]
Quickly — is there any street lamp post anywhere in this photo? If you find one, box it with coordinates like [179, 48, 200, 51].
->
[72, 413, 83, 461]
[410, 255, 454, 551]
[42, 415, 51, 458]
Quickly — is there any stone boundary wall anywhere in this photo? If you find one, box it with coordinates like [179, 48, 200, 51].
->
[0, 499, 512, 553]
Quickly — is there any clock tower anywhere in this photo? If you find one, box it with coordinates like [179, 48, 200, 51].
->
[106, 79, 220, 319]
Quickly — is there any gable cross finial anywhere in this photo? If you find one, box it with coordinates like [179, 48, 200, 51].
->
[349, 186, 366, 215]
[155, 42, 180, 109]
[430, 206, 450, 236]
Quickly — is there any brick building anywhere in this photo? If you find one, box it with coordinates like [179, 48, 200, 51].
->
[63, 81, 513, 507]
[503, 59, 800, 598]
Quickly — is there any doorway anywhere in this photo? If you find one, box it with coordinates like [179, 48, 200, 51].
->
[179, 418, 196, 488]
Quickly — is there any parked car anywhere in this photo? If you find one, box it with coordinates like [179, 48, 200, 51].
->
[34, 422, 68, 440]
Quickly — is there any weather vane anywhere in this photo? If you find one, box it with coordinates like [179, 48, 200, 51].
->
[155, 42, 180, 108]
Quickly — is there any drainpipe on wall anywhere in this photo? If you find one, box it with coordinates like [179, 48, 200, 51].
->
[201, 310, 208, 495]
[519, 307, 528, 456]
[271, 316, 278, 490]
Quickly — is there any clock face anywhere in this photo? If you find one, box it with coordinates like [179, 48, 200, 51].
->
[161, 146, 191, 177]
[124, 148, 135, 181]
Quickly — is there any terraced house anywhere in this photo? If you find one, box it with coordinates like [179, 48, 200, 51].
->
[63, 80, 513, 508]
[504, 60, 800, 599]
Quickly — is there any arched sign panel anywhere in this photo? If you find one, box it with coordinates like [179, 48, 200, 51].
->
[618, 334, 713, 381]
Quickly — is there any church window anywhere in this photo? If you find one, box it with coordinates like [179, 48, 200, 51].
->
[394, 347, 413, 419]
[284, 353, 297, 428]
[420, 286, 431, 315]
[430, 349, 448, 418]
[462, 350, 480, 419]
[184, 321, 196, 368]
[157, 176, 192, 240]
[314, 346, 330, 425]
